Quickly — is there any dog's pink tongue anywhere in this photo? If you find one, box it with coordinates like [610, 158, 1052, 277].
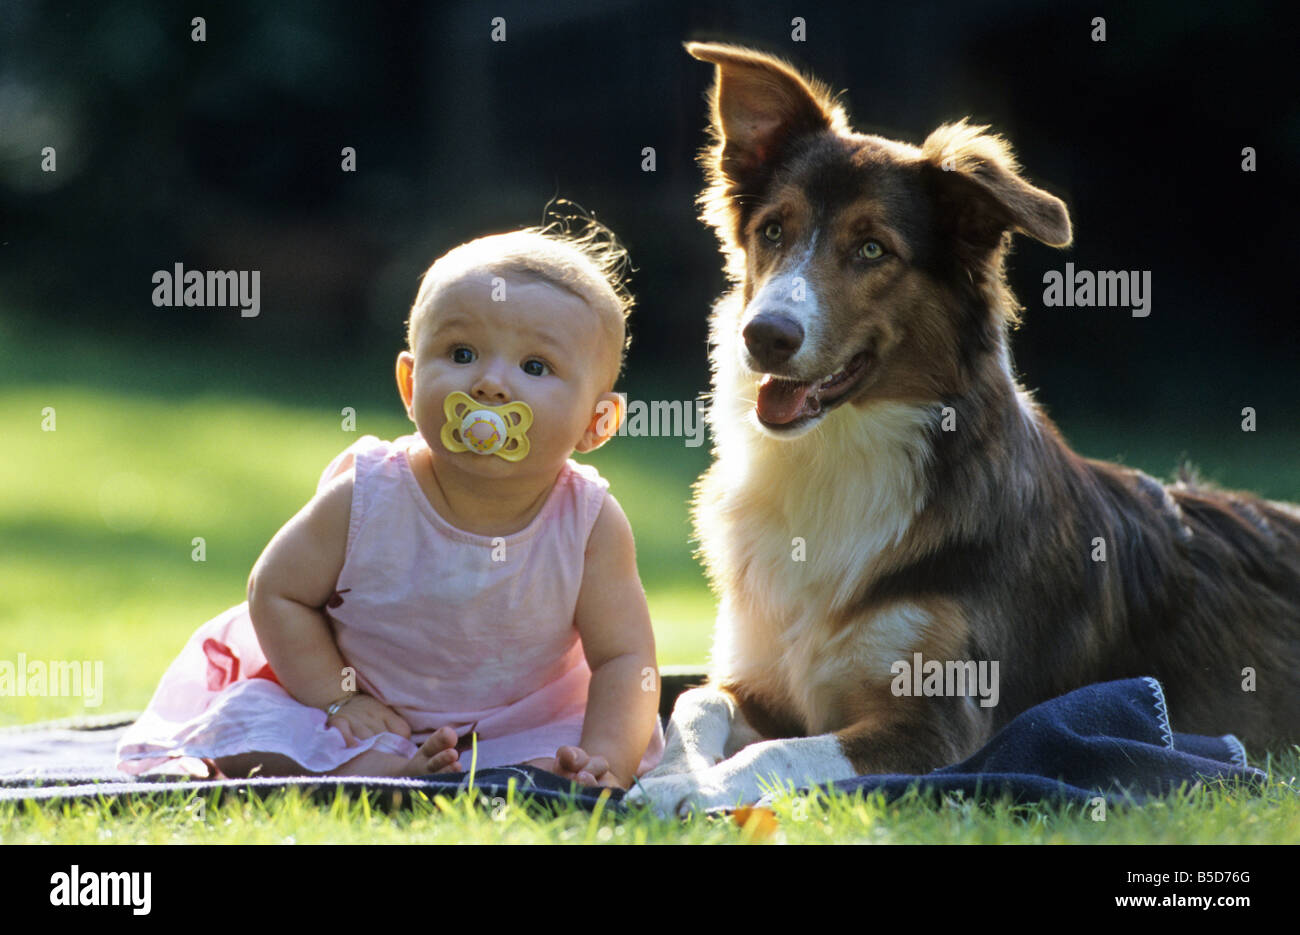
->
[756, 376, 813, 425]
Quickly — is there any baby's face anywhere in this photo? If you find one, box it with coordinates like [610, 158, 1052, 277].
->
[400, 270, 619, 477]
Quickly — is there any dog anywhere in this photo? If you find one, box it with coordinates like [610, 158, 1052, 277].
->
[627, 42, 1300, 815]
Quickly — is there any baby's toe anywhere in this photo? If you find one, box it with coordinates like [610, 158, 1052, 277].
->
[401, 746, 461, 777]
[416, 727, 458, 756]
[556, 745, 589, 773]
[426, 748, 461, 773]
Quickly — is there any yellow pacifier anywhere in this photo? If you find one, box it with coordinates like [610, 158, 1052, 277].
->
[440, 391, 533, 462]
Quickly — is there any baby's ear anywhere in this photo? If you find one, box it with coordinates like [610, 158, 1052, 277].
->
[395, 351, 416, 418]
[576, 393, 625, 453]
[922, 119, 1072, 251]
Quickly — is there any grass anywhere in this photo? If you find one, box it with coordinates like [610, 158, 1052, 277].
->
[5, 756, 1297, 844]
[2, 315, 1298, 843]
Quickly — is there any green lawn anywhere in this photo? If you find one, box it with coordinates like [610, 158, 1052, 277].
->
[4, 767, 1297, 844]
[0, 323, 716, 726]
[2, 318, 1297, 843]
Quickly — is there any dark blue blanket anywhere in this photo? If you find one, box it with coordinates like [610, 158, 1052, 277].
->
[809, 677, 1265, 807]
[0, 678, 1267, 812]
[0, 763, 619, 811]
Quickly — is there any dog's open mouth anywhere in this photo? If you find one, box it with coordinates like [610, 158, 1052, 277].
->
[755, 351, 870, 428]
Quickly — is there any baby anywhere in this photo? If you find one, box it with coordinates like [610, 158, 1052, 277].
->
[117, 218, 665, 788]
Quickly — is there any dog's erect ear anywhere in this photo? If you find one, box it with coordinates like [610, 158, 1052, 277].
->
[922, 120, 1072, 248]
[686, 43, 847, 228]
[686, 42, 846, 198]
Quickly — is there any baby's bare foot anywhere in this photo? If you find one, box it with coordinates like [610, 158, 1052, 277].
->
[553, 746, 610, 786]
[397, 726, 463, 777]
[525, 755, 559, 774]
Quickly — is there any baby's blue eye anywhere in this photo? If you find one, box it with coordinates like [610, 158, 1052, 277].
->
[522, 359, 549, 377]
[451, 347, 475, 364]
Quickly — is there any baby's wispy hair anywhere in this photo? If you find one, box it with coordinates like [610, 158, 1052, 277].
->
[408, 200, 636, 386]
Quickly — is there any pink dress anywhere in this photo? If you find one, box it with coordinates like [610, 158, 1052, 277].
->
[116, 434, 665, 778]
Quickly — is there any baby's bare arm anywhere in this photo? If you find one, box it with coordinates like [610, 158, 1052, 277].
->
[247, 471, 364, 712]
[573, 493, 660, 787]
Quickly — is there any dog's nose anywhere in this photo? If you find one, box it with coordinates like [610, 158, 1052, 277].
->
[743, 313, 804, 369]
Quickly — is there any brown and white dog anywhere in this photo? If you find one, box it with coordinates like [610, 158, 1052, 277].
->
[627, 42, 1300, 815]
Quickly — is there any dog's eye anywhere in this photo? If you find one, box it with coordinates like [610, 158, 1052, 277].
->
[857, 241, 885, 260]
[762, 221, 783, 244]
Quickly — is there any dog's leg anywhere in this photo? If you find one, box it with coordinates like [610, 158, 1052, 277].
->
[693, 701, 982, 813]
[629, 686, 845, 817]
[628, 696, 989, 816]
[629, 732, 857, 817]
[625, 684, 775, 815]
[641, 685, 744, 777]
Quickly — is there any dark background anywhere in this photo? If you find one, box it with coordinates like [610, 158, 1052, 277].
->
[2, 0, 1296, 422]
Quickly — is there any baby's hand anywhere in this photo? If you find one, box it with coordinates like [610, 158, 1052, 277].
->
[551, 745, 626, 789]
[326, 693, 412, 746]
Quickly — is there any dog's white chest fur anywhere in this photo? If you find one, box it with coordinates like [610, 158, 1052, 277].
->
[698, 385, 939, 732]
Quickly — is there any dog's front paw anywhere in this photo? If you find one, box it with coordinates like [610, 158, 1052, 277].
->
[625, 773, 739, 818]
[624, 773, 694, 817]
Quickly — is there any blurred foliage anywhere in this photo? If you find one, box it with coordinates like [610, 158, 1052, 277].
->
[1, 0, 1295, 422]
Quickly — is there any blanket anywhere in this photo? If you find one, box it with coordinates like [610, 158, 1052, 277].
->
[0, 715, 616, 810]
[803, 677, 1266, 808]
[0, 678, 1267, 813]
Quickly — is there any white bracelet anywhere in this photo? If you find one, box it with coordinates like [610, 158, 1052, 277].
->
[325, 693, 358, 717]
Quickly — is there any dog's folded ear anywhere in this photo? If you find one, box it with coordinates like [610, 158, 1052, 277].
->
[686, 42, 845, 195]
[922, 119, 1072, 248]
